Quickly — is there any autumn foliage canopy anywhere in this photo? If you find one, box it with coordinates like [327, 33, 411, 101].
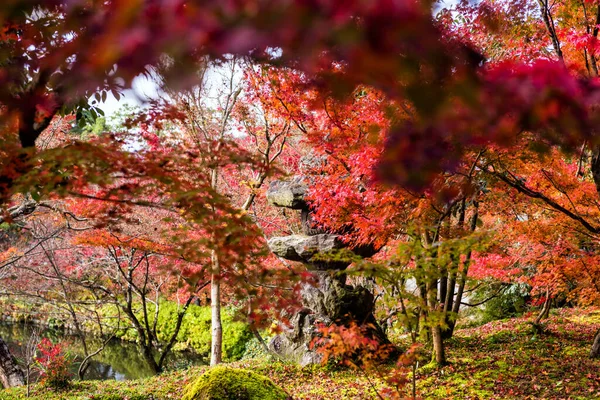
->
[4, 0, 600, 396]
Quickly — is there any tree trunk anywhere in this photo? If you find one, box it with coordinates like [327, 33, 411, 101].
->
[591, 329, 600, 358]
[416, 273, 430, 342]
[428, 277, 446, 366]
[0, 337, 24, 388]
[121, 297, 160, 374]
[140, 343, 161, 373]
[536, 0, 563, 61]
[534, 288, 551, 326]
[441, 255, 459, 340]
[431, 325, 446, 366]
[210, 252, 223, 366]
[158, 293, 199, 370]
[444, 201, 479, 340]
[591, 147, 600, 197]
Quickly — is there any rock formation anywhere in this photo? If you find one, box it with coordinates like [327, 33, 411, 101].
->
[266, 176, 392, 366]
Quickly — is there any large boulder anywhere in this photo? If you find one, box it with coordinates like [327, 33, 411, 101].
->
[182, 367, 290, 400]
[267, 234, 350, 270]
[269, 310, 323, 366]
[301, 272, 375, 322]
[298, 153, 327, 172]
[266, 176, 308, 209]
[268, 272, 390, 365]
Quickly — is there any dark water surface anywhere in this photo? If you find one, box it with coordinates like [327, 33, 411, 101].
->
[0, 322, 204, 381]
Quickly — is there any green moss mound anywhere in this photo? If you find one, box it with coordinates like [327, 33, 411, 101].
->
[182, 366, 289, 400]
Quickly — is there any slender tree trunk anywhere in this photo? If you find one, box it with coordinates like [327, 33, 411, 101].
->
[26, 366, 30, 396]
[591, 329, 600, 358]
[439, 268, 448, 309]
[533, 288, 551, 335]
[426, 256, 446, 365]
[78, 336, 113, 380]
[128, 314, 161, 374]
[441, 254, 459, 340]
[445, 201, 479, 339]
[431, 325, 446, 366]
[140, 343, 161, 373]
[417, 276, 430, 342]
[586, 146, 600, 357]
[210, 251, 223, 366]
[43, 245, 93, 379]
[134, 307, 160, 374]
[535, 289, 551, 324]
[121, 288, 161, 374]
[428, 301, 447, 365]
[537, 0, 563, 61]
[0, 337, 24, 388]
[591, 147, 600, 197]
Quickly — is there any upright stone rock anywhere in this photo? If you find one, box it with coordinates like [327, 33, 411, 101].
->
[266, 175, 392, 366]
[266, 176, 308, 210]
[268, 234, 350, 270]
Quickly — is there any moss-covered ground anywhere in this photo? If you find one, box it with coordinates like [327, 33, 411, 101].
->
[420, 307, 600, 399]
[2, 307, 600, 399]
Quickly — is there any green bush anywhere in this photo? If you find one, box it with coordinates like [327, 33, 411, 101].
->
[155, 303, 252, 361]
[182, 367, 289, 400]
[93, 301, 252, 361]
[47, 317, 66, 331]
[241, 337, 268, 360]
[468, 283, 531, 325]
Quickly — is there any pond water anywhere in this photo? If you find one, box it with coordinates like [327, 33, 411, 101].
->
[0, 322, 205, 381]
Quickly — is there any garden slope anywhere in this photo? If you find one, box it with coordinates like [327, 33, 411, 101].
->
[2, 307, 600, 399]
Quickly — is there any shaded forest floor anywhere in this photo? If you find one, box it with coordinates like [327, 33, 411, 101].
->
[1, 307, 600, 399]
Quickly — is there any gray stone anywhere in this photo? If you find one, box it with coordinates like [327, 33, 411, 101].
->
[299, 153, 327, 173]
[266, 176, 308, 209]
[269, 326, 323, 366]
[268, 271, 393, 365]
[268, 234, 350, 269]
[301, 209, 326, 235]
[300, 272, 374, 322]
[265, 174, 394, 366]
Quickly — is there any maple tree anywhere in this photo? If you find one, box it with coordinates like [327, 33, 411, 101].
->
[437, 0, 600, 359]
[0, 109, 269, 380]
[142, 57, 299, 365]
[2, 0, 596, 196]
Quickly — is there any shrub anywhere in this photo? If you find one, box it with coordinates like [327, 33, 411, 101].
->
[35, 338, 71, 390]
[482, 283, 530, 323]
[97, 301, 253, 361]
[46, 317, 66, 331]
[463, 283, 531, 325]
[156, 303, 252, 361]
[241, 336, 271, 360]
[182, 366, 289, 400]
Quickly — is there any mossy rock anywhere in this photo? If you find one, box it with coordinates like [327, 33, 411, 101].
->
[182, 366, 289, 400]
